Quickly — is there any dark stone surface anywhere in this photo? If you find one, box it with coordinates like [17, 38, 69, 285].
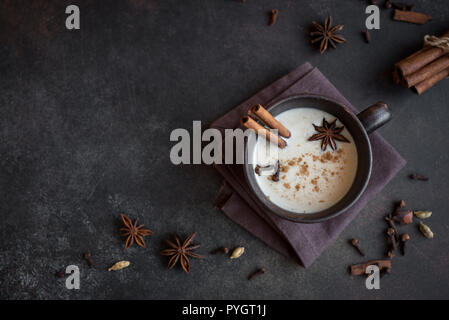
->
[0, 0, 448, 299]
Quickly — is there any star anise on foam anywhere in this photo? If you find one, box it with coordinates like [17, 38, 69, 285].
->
[310, 16, 346, 54]
[308, 118, 350, 151]
[160, 232, 204, 273]
[120, 214, 153, 249]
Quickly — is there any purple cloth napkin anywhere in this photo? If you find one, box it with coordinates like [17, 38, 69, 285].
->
[211, 62, 406, 268]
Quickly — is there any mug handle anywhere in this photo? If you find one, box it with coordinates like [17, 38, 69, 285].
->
[357, 101, 391, 134]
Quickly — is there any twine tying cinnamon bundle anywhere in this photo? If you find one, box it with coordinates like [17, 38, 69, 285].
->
[394, 30, 449, 95]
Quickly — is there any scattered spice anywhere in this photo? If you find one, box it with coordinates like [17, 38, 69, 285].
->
[387, 250, 395, 259]
[400, 234, 410, 255]
[384, 0, 392, 9]
[362, 29, 371, 43]
[410, 173, 429, 181]
[230, 247, 245, 259]
[350, 260, 391, 276]
[82, 252, 93, 267]
[414, 211, 432, 219]
[160, 233, 204, 273]
[393, 9, 432, 25]
[393, 209, 413, 225]
[120, 214, 153, 249]
[308, 118, 350, 151]
[108, 260, 130, 271]
[419, 222, 434, 239]
[248, 268, 266, 280]
[55, 270, 65, 278]
[210, 247, 229, 255]
[350, 239, 365, 256]
[385, 215, 399, 243]
[269, 9, 278, 26]
[310, 16, 346, 54]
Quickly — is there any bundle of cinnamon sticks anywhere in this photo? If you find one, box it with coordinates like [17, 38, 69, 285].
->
[393, 30, 449, 95]
[240, 104, 290, 148]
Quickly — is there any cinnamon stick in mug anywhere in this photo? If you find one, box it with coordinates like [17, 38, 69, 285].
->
[249, 104, 291, 138]
[240, 116, 287, 149]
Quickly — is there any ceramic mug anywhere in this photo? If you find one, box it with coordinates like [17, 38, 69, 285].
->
[243, 94, 391, 223]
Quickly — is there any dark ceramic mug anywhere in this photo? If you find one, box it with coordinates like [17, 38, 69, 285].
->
[243, 94, 391, 223]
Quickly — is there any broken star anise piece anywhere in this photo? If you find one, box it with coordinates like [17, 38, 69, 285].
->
[310, 15, 346, 54]
[120, 214, 154, 249]
[160, 232, 204, 273]
[308, 118, 350, 151]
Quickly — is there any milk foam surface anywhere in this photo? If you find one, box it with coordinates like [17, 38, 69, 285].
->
[252, 108, 358, 214]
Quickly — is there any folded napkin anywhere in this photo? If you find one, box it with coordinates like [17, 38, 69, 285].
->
[211, 62, 406, 268]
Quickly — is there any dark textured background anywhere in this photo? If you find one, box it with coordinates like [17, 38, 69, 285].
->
[0, 0, 448, 300]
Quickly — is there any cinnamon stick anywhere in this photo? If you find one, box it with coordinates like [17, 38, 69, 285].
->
[403, 55, 449, 88]
[413, 67, 449, 95]
[393, 9, 432, 25]
[240, 116, 287, 149]
[395, 30, 449, 77]
[350, 260, 392, 276]
[249, 104, 291, 138]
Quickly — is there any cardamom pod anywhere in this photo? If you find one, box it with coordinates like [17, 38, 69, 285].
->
[108, 260, 131, 271]
[419, 222, 434, 239]
[414, 211, 432, 219]
[230, 247, 245, 259]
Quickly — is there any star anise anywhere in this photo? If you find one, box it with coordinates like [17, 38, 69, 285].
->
[308, 118, 350, 151]
[120, 214, 153, 249]
[310, 16, 346, 54]
[160, 232, 204, 273]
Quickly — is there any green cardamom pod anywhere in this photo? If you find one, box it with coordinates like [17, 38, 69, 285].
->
[414, 211, 432, 219]
[419, 222, 434, 239]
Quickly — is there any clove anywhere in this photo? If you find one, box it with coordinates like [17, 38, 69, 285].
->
[82, 252, 93, 267]
[400, 233, 410, 255]
[55, 270, 65, 278]
[387, 227, 397, 250]
[392, 2, 414, 11]
[362, 29, 371, 43]
[350, 239, 365, 256]
[410, 173, 429, 181]
[210, 247, 229, 255]
[269, 9, 279, 27]
[248, 267, 266, 280]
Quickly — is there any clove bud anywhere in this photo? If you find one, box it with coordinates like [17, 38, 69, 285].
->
[210, 247, 229, 255]
[350, 239, 365, 256]
[248, 267, 266, 280]
[387, 228, 398, 250]
[82, 252, 93, 267]
[400, 233, 410, 255]
[393, 209, 413, 225]
[414, 211, 432, 219]
[362, 29, 371, 43]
